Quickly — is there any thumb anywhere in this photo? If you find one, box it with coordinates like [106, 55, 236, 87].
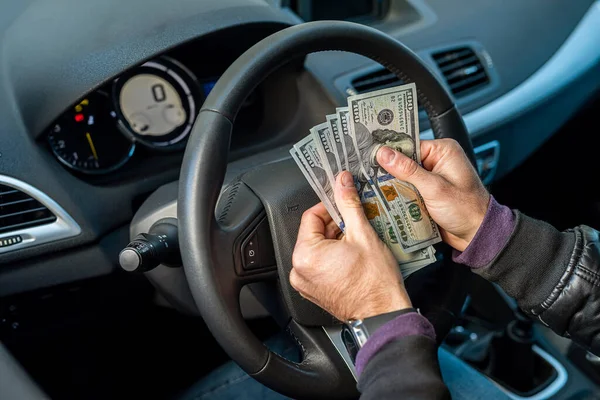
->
[376, 146, 436, 192]
[334, 171, 370, 232]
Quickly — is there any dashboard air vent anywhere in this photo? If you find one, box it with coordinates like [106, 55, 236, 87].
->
[432, 47, 490, 98]
[0, 184, 56, 234]
[349, 68, 404, 95]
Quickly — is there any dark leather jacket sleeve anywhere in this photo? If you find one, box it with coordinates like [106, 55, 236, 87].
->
[474, 211, 600, 354]
[358, 335, 450, 399]
[358, 211, 600, 399]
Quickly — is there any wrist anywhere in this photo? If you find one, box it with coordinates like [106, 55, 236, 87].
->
[355, 290, 412, 320]
[457, 192, 491, 251]
[453, 196, 515, 269]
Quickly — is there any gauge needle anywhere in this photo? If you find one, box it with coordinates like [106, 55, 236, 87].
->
[86, 132, 99, 160]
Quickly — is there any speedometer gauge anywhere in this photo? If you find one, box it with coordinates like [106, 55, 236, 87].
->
[113, 57, 201, 149]
[48, 92, 135, 174]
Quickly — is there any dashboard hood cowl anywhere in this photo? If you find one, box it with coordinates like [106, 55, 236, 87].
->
[1, 0, 296, 136]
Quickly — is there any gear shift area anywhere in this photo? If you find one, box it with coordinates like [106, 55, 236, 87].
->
[444, 291, 570, 399]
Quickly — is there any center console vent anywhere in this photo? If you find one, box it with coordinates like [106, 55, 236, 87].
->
[284, 0, 390, 23]
[349, 68, 404, 95]
[0, 184, 56, 234]
[431, 46, 490, 98]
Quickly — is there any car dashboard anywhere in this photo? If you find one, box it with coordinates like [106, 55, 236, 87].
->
[1, 0, 600, 300]
[41, 23, 298, 185]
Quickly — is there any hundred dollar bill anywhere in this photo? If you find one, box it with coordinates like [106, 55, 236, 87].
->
[347, 83, 441, 252]
[325, 114, 346, 172]
[336, 107, 381, 212]
[292, 136, 344, 229]
[311, 122, 340, 190]
[360, 181, 435, 276]
[289, 148, 343, 228]
[336, 107, 361, 176]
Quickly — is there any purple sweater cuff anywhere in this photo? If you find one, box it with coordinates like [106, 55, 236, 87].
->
[453, 196, 515, 269]
[355, 312, 435, 377]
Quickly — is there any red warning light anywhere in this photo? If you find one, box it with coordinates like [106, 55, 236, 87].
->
[74, 114, 84, 123]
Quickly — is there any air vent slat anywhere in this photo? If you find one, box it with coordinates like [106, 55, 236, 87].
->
[0, 206, 49, 220]
[439, 56, 480, 74]
[449, 72, 489, 91]
[353, 74, 398, 91]
[0, 216, 57, 234]
[350, 69, 405, 95]
[432, 46, 490, 98]
[0, 184, 56, 234]
[432, 48, 473, 66]
[0, 198, 36, 208]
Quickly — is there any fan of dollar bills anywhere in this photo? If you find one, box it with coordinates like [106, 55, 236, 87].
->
[290, 83, 442, 278]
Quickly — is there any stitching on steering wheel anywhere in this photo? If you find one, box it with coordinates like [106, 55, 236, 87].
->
[286, 326, 307, 360]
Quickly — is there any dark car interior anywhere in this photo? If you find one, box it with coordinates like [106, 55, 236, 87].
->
[2, 0, 600, 398]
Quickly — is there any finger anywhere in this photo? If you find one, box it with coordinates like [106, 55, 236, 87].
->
[333, 171, 370, 231]
[420, 139, 455, 172]
[289, 268, 304, 291]
[296, 202, 331, 243]
[311, 202, 334, 225]
[419, 140, 444, 172]
[324, 219, 342, 240]
[376, 146, 436, 191]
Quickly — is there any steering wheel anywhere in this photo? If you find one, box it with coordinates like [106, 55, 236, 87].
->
[179, 21, 476, 399]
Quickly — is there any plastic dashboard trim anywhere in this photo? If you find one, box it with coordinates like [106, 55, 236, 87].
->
[0, 175, 81, 255]
[420, 0, 600, 140]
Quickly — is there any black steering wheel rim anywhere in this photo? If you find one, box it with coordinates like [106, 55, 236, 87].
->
[179, 21, 475, 399]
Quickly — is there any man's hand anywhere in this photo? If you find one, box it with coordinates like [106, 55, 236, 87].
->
[377, 139, 490, 252]
[290, 171, 412, 321]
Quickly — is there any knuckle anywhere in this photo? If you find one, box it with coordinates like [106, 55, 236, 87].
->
[289, 269, 302, 290]
[440, 138, 458, 147]
[446, 138, 461, 153]
[342, 192, 362, 209]
[291, 248, 310, 268]
[291, 251, 301, 268]
[436, 138, 457, 153]
[300, 209, 312, 222]
[397, 156, 419, 178]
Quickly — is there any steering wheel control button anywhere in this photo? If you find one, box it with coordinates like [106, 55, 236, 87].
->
[118, 220, 180, 273]
[242, 233, 259, 269]
[240, 218, 276, 272]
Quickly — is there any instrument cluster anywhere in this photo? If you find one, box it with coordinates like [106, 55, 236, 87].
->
[47, 57, 212, 175]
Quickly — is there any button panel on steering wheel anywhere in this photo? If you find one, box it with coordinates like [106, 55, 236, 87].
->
[240, 217, 276, 271]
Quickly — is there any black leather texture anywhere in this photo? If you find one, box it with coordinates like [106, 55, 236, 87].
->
[179, 20, 474, 399]
[476, 213, 600, 356]
[535, 225, 600, 354]
[430, 106, 477, 168]
[242, 159, 338, 326]
[203, 21, 454, 123]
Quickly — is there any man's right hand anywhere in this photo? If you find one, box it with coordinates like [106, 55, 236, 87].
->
[376, 139, 490, 252]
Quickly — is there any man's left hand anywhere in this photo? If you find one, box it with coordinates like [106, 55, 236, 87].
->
[290, 171, 412, 321]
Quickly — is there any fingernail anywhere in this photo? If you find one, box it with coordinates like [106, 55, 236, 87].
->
[378, 147, 396, 165]
[341, 171, 354, 187]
